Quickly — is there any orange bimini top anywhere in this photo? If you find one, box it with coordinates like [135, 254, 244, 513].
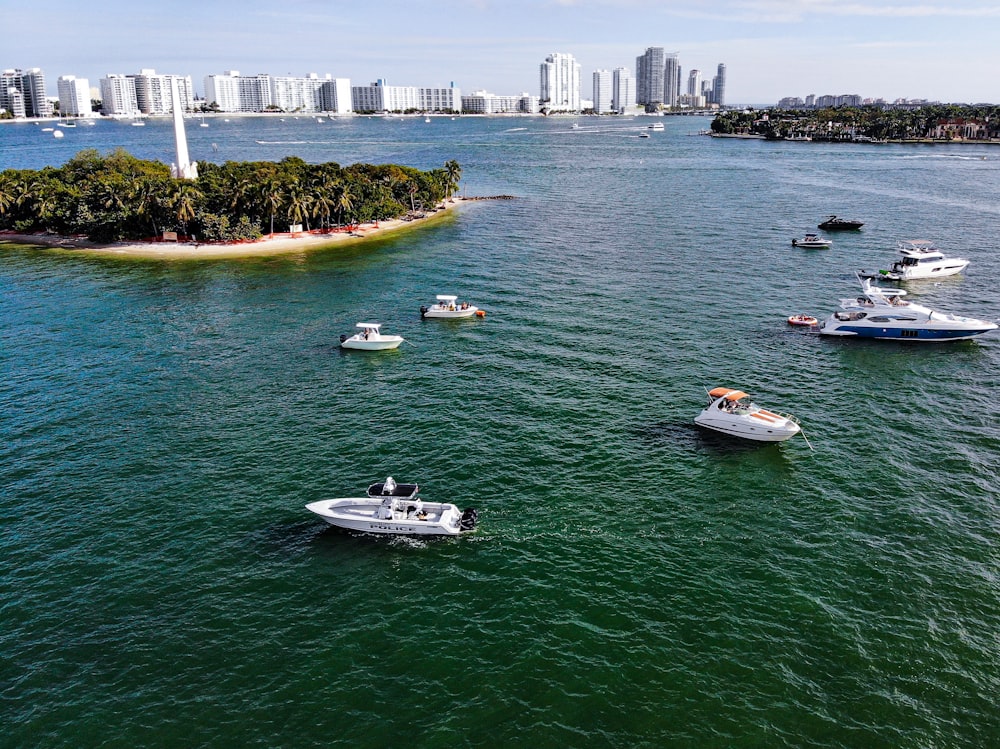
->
[708, 387, 748, 401]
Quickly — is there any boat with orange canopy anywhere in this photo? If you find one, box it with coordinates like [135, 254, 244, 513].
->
[694, 387, 802, 442]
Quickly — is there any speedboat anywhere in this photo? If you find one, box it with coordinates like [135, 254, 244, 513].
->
[694, 387, 801, 442]
[818, 215, 864, 231]
[648, 122, 665, 131]
[792, 233, 832, 248]
[876, 240, 970, 281]
[818, 275, 997, 341]
[305, 477, 478, 536]
[339, 322, 404, 350]
[420, 295, 483, 319]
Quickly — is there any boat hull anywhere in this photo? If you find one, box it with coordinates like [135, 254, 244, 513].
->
[305, 498, 471, 536]
[340, 336, 404, 350]
[421, 307, 479, 319]
[818, 323, 996, 341]
[694, 413, 800, 442]
[879, 262, 969, 281]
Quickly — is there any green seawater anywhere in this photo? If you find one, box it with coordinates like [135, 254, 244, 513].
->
[2, 116, 999, 747]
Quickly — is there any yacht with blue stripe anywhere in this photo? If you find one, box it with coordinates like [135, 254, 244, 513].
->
[818, 275, 997, 341]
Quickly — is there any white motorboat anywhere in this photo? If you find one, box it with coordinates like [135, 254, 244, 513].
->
[420, 295, 483, 319]
[305, 477, 478, 536]
[876, 240, 970, 281]
[648, 122, 665, 131]
[695, 387, 802, 442]
[818, 275, 997, 341]
[339, 322, 404, 350]
[792, 233, 832, 249]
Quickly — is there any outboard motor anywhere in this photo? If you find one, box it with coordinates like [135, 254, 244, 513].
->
[339, 334, 348, 343]
[419, 305, 429, 317]
[459, 508, 478, 532]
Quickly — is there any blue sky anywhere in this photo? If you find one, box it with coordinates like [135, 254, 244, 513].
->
[7, 0, 1000, 104]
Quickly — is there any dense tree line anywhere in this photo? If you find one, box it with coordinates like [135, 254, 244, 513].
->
[0, 149, 462, 244]
[711, 105, 1000, 141]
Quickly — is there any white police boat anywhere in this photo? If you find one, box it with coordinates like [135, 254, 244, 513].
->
[818, 275, 997, 341]
[305, 477, 478, 536]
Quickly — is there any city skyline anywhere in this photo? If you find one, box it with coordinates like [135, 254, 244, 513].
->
[5, 1, 1000, 105]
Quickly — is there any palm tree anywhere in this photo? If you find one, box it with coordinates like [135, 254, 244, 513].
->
[444, 160, 462, 199]
[286, 184, 312, 231]
[311, 181, 336, 231]
[0, 175, 17, 218]
[259, 179, 284, 236]
[334, 184, 354, 227]
[170, 182, 202, 238]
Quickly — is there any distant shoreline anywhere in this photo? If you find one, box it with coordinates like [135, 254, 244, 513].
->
[0, 198, 472, 260]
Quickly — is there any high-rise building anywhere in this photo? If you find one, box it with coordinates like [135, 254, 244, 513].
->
[0, 68, 52, 118]
[238, 74, 273, 112]
[0, 70, 27, 118]
[539, 53, 581, 112]
[687, 70, 701, 97]
[131, 69, 194, 114]
[318, 78, 353, 114]
[592, 70, 613, 114]
[612, 67, 635, 114]
[712, 63, 726, 106]
[204, 71, 242, 112]
[100, 74, 140, 117]
[635, 47, 665, 108]
[57, 75, 91, 116]
[663, 54, 680, 108]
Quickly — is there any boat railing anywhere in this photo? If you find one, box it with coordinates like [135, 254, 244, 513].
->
[754, 407, 799, 424]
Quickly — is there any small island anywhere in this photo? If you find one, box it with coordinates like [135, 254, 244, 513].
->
[711, 104, 1000, 144]
[0, 149, 465, 258]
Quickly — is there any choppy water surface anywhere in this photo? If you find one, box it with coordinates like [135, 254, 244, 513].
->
[2, 116, 999, 747]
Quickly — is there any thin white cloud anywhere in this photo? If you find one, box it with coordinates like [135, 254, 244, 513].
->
[732, 1, 1000, 20]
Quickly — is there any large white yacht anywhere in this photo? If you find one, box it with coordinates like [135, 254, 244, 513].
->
[876, 240, 970, 281]
[818, 276, 996, 341]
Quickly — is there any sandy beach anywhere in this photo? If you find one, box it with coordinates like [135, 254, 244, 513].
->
[0, 199, 465, 260]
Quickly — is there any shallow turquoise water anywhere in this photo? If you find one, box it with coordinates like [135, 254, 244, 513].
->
[2, 116, 999, 747]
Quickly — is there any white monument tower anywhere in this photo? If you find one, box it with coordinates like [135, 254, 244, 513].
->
[169, 77, 198, 179]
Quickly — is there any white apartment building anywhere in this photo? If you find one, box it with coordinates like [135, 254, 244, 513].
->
[100, 74, 140, 117]
[687, 69, 702, 97]
[352, 80, 460, 113]
[1, 70, 27, 118]
[238, 74, 273, 111]
[1, 68, 52, 118]
[204, 71, 351, 113]
[612, 68, 635, 114]
[204, 71, 242, 112]
[132, 69, 194, 114]
[57, 75, 91, 116]
[540, 53, 581, 112]
[419, 84, 461, 112]
[592, 69, 613, 114]
[318, 78, 352, 114]
[270, 75, 320, 112]
[461, 90, 537, 114]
